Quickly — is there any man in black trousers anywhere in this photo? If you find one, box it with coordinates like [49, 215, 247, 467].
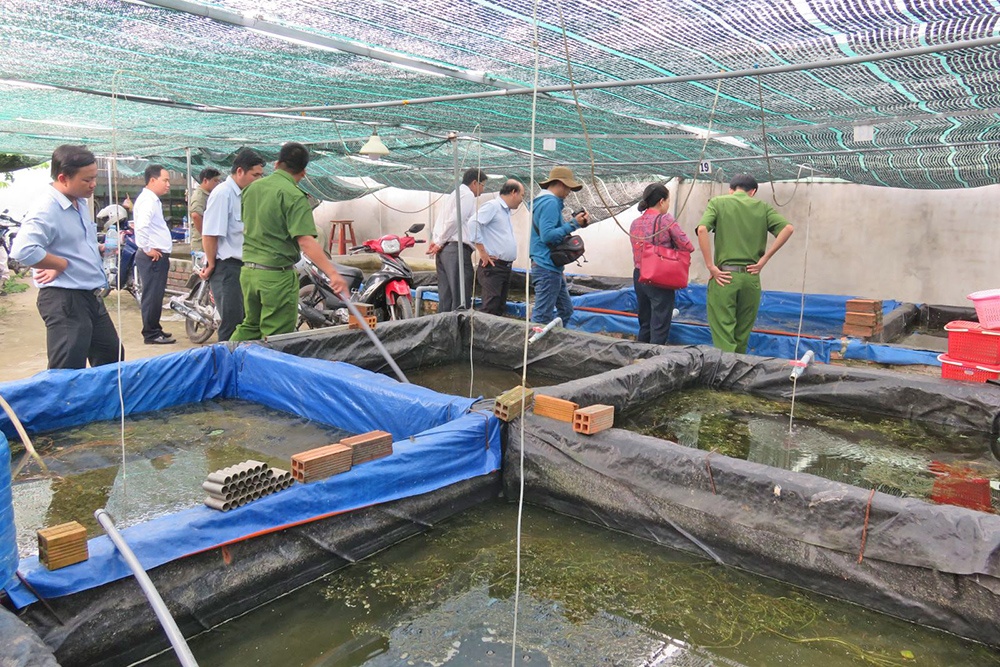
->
[11, 144, 124, 368]
[133, 164, 176, 345]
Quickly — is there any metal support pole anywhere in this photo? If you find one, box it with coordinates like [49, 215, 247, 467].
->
[94, 509, 199, 667]
[451, 133, 467, 310]
[184, 147, 192, 244]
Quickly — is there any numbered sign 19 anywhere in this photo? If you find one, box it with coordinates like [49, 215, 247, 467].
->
[699, 160, 712, 175]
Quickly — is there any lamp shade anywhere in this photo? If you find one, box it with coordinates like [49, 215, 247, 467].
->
[359, 129, 390, 159]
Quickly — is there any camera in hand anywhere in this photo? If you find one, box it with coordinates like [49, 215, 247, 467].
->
[572, 208, 589, 227]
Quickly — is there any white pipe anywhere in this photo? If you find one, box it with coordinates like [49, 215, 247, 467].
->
[94, 509, 199, 667]
[789, 349, 815, 381]
[528, 317, 562, 344]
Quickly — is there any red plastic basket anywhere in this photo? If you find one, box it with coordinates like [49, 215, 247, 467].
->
[938, 354, 1000, 383]
[944, 320, 1000, 365]
[967, 289, 1000, 329]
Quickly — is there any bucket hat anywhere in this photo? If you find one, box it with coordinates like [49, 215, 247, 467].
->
[538, 166, 583, 191]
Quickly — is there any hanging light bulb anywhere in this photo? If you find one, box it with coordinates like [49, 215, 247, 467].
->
[358, 127, 390, 160]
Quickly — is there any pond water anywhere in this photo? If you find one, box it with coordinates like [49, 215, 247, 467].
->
[620, 389, 1000, 509]
[139, 501, 1000, 667]
[12, 399, 353, 556]
[403, 362, 557, 400]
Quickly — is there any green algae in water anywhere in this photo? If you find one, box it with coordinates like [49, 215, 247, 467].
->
[11, 399, 353, 556]
[620, 389, 1000, 507]
[140, 502, 1000, 667]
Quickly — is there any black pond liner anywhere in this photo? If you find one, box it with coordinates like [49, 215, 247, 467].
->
[9, 314, 1000, 664]
[506, 343, 1000, 646]
[17, 475, 498, 667]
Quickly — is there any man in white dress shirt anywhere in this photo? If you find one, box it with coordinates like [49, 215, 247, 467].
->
[132, 164, 176, 345]
[426, 168, 486, 311]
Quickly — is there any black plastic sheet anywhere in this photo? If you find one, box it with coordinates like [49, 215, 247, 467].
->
[508, 344, 1000, 645]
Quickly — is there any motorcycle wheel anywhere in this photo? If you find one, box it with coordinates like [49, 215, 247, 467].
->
[298, 285, 327, 330]
[128, 265, 143, 308]
[389, 294, 414, 321]
[185, 282, 217, 344]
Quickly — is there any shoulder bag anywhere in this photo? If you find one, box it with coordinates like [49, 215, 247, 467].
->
[532, 219, 585, 267]
[638, 214, 690, 290]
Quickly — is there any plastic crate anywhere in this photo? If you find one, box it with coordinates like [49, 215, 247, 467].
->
[967, 289, 1000, 329]
[938, 354, 1000, 383]
[944, 320, 1000, 365]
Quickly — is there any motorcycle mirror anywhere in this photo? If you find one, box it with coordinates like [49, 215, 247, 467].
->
[406, 223, 425, 234]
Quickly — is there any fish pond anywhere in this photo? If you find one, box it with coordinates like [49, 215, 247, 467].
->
[139, 501, 1000, 667]
[11, 399, 353, 556]
[619, 389, 1000, 510]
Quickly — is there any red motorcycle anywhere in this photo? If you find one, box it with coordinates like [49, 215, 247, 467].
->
[298, 223, 425, 328]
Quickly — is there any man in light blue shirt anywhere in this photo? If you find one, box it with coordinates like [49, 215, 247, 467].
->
[11, 144, 123, 369]
[133, 164, 175, 345]
[198, 148, 265, 341]
[472, 179, 523, 315]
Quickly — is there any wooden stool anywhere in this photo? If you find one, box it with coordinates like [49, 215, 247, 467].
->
[329, 220, 356, 256]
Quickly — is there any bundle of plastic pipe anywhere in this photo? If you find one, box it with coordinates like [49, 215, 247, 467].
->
[203, 460, 294, 511]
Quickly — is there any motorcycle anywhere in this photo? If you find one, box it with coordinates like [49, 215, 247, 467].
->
[297, 223, 425, 329]
[95, 205, 143, 307]
[167, 253, 219, 344]
[0, 209, 29, 277]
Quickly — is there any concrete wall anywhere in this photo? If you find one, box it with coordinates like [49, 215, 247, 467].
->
[314, 181, 1000, 307]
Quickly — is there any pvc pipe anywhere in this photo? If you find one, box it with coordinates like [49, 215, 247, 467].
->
[528, 317, 562, 344]
[94, 509, 199, 667]
[202, 481, 227, 496]
[204, 497, 230, 511]
[789, 350, 815, 381]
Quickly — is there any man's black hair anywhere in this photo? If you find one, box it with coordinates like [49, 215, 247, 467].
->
[197, 168, 221, 183]
[462, 168, 487, 187]
[144, 164, 167, 185]
[277, 142, 310, 173]
[232, 148, 265, 174]
[499, 180, 522, 196]
[50, 145, 96, 180]
[729, 174, 758, 192]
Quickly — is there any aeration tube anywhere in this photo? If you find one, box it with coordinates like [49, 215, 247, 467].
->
[94, 509, 199, 667]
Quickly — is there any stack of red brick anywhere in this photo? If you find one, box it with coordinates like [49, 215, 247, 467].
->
[842, 299, 883, 339]
[939, 321, 1000, 383]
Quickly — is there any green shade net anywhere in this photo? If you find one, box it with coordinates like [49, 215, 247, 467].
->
[3, 0, 1000, 193]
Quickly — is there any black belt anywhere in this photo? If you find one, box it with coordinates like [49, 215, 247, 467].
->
[218, 257, 243, 265]
[492, 259, 513, 266]
[244, 262, 294, 271]
[719, 264, 749, 273]
[443, 241, 474, 250]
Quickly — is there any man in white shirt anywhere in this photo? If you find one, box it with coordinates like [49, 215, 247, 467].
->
[132, 164, 175, 345]
[426, 168, 486, 311]
[198, 148, 265, 341]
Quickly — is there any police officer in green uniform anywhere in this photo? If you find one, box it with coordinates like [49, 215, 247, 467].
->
[231, 142, 347, 340]
[696, 174, 795, 354]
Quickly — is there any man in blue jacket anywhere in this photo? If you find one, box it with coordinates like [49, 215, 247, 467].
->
[529, 166, 590, 325]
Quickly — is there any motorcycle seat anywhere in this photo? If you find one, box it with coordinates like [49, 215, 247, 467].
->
[335, 264, 364, 291]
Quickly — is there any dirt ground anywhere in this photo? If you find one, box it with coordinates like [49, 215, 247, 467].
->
[0, 282, 202, 384]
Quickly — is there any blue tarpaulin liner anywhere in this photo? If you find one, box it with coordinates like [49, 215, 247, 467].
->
[1, 344, 499, 607]
[0, 434, 16, 593]
[506, 284, 938, 366]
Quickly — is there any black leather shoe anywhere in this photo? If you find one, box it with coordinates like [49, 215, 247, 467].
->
[144, 334, 177, 345]
[160, 331, 174, 339]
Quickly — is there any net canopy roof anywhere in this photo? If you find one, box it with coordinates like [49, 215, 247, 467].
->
[3, 0, 1000, 196]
